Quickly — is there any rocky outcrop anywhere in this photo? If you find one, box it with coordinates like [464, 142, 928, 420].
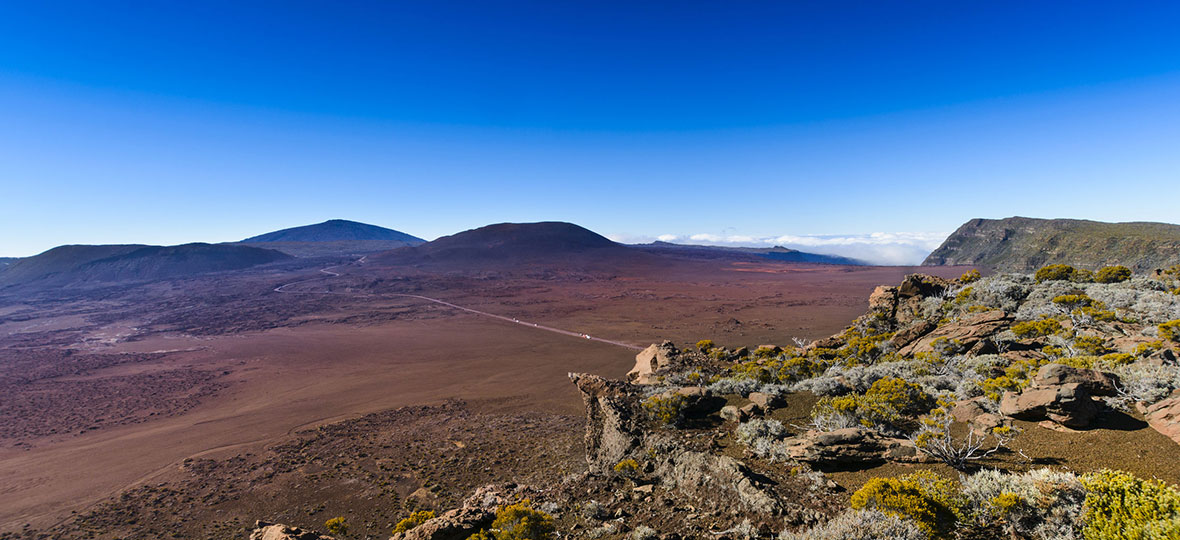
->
[569, 373, 645, 473]
[627, 341, 681, 384]
[780, 428, 926, 465]
[570, 373, 789, 517]
[897, 310, 1013, 356]
[653, 441, 783, 515]
[388, 485, 509, 540]
[250, 522, 336, 540]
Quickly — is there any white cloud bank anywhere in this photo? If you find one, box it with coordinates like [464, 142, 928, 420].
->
[608, 231, 950, 266]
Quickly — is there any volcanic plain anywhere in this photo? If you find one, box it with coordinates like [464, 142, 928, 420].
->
[0, 250, 969, 538]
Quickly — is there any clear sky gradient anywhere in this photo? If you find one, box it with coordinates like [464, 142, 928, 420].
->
[2, 1, 1179, 263]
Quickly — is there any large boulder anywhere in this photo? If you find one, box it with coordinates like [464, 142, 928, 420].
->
[389, 485, 510, 540]
[250, 522, 335, 540]
[898, 310, 1013, 356]
[1032, 364, 1120, 397]
[1143, 393, 1180, 446]
[1000, 383, 1099, 428]
[628, 341, 680, 384]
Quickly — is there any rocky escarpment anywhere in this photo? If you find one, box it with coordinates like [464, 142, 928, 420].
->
[922, 216, 1180, 271]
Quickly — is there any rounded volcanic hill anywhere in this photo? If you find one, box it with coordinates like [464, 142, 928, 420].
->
[372, 222, 642, 269]
[0, 243, 291, 289]
[242, 219, 424, 244]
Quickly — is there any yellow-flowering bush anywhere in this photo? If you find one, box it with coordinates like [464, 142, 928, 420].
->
[812, 377, 933, 433]
[1080, 469, 1180, 540]
[695, 339, 716, 352]
[467, 500, 556, 540]
[1036, 264, 1079, 283]
[1073, 336, 1110, 356]
[850, 470, 962, 539]
[612, 458, 639, 476]
[393, 510, 435, 534]
[642, 394, 687, 426]
[1094, 265, 1132, 283]
[960, 269, 982, 284]
[1053, 294, 1096, 309]
[325, 517, 348, 536]
[1012, 317, 1064, 338]
[1135, 340, 1164, 357]
[1160, 320, 1180, 342]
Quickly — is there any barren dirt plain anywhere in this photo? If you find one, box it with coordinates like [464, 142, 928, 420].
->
[0, 256, 971, 538]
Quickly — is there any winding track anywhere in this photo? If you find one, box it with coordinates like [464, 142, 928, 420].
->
[274, 257, 644, 351]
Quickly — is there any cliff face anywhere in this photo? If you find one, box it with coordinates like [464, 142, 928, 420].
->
[922, 217, 1180, 271]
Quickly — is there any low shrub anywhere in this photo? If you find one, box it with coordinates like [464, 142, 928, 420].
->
[1081, 469, 1180, 540]
[960, 269, 982, 284]
[912, 396, 1017, 470]
[811, 377, 934, 435]
[960, 468, 1085, 540]
[1036, 264, 1079, 283]
[1095, 265, 1132, 284]
[696, 339, 716, 352]
[735, 418, 790, 461]
[850, 470, 961, 539]
[1012, 317, 1064, 338]
[393, 510, 435, 534]
[642, 394, 687, 426]
[1053, 293, 1096, 310]
[1160, 320, 1180, 342]
[325, 517, 349, 536]
[1073, 335, 1110, 356]
[613, 458, 639, 476]
[468, 501, 556, 540]
[778, 508, 926, 540]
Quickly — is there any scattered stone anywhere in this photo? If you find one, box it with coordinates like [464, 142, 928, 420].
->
[719, 406, 742, 423]
[739, 403, 763, 418]
[747, 392, 782, 410]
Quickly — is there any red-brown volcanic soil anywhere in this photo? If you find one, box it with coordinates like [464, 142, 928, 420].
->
[0, 257, 970, 536]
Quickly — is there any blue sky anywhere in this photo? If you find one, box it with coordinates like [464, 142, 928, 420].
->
[2, 2, 1179, 263]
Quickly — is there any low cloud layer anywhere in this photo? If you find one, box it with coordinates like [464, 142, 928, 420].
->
[610, 231, 950, 266]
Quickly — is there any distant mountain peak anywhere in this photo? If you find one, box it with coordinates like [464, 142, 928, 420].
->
[242, 219, 425, 244]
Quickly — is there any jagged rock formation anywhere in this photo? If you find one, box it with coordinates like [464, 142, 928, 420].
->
[922, 216, 1180, 271]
